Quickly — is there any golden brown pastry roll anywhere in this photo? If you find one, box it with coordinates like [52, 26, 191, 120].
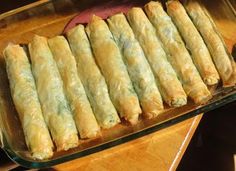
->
[66, 25, 120, 129]
[29, 35, 79, 151]
[48, 36, 100, 139]
[166, 0, 220, 86]
[127, 7, 187, 107]
[185, 2, 236, 87]
[107, 13, 164, 118]
[3, 44, 54, 160]
[144, 1, 211, 104]
[86, 15, 141, 124]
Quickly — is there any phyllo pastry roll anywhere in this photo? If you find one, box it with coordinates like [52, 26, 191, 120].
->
[48, 36, 100, 139]
[166, 0, 220, 86]
[86, 15, 141, 124]
[185, 2, 236, 87]
[107, 13, 164, 118]
[3, 44, 53, 160]
[127, 7, 187, 107]
[29, 35, 79, 151]
[144, 1, 211, 104]
[66, 25, 120, 128]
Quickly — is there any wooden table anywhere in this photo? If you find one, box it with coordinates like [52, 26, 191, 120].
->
[0, 114, 202, 171]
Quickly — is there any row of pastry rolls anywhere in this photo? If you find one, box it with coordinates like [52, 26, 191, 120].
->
[4, 33, 118, 160]
[144, 1, 212, 104]
[66, 25, 120, 128]
[4, 36, 83, 159]
[4, 44, 54, 160]
[85, 15, 142, 124]
[48, 36, 100, 138]
[146, 0, 236, 88]
[126, 8, 187, 107]
[107, 13, 164, 118]
[166, 0, 220, 86]
[184, 1, 236, 87]
[4, 0, 235, 160]
[28, 36, 79, 151]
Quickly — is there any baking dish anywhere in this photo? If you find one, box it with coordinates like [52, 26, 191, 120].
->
[0, 0, 235, 168]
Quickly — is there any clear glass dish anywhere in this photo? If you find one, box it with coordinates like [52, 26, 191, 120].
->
[0, 0, 235, 168]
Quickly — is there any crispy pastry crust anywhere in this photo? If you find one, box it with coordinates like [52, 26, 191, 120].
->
[66, 25, 120, 128]
[166, 0, 220, 86]
[185, 1, 236, 87]
[48, 36, 100, 138]
[29, 35, 79, 151]
[4, 44, 53, 159]
[108, 13, 164, 118]
[86, 16, 141, 124]
[127, 7, 187, 107]
[144, 1, 212, 104]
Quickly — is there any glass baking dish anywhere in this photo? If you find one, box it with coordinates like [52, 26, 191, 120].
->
[0, 0, 235, 168]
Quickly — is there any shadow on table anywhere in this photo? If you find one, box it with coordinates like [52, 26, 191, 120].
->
[177, 102, 236, 171]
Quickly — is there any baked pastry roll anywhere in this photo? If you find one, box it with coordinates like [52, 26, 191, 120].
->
[144, 1, 212, 104]
[107, 13, 164, 118]
[127, 7, 187, 107]
[48, 36, 100, 139]
[86, 15, 141, 124]
[166, 0, 220, 86]
[66, 25, 120, 128]
[185, 1, 236, 87]
[4, 44, 53, 160]
[29, 35, 79, 151]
